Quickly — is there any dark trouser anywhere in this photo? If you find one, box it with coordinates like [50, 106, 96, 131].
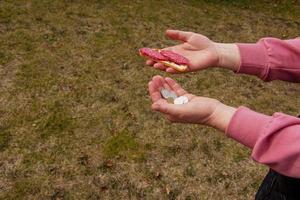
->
[255, 169, 300, 200]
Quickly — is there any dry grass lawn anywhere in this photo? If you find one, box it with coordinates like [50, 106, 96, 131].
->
[0, 0, 300, 199]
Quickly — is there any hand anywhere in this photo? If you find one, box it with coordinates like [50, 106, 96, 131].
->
[148, 75, 236, 131]
[147, 30, 240, 73]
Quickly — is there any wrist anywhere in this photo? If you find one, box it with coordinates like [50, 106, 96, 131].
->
[207, 103, 237, 132]
[214, 43, 241, 71]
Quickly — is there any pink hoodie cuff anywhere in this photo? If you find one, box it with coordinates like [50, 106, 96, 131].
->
[226, 106, 273, 148]
[236, 42, 269, 80]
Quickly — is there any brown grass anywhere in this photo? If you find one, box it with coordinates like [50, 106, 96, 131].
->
[0, 0, 300, 199]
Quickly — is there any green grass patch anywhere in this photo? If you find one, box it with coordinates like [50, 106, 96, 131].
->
[35, 101, 74, 139]
[103, 131, 145, 161]
[0, 127, 11, 151]
[3, 178, 42, 200]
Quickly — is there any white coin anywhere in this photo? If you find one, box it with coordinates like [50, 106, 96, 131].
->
[182, 96, 189, 104]
[160, 88, 171, 99]
[169, 91, 178, 100]
[174, 96, 189, 105]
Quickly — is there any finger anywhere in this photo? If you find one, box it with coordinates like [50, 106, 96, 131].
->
[153, 101, 187, 117]
[152, 75, 165, 89]
[148, 81, 161, 102]
[152, 100, 177, 115]
[165, 67, 182, 74]
[153, 62, 167, 71]
[165, 30, 193, 42]
[146, 59, 155, 66]
[164, 77, 187, 96]
[150, 77, 161, 91]
[163, 83, 172, 91]
[151, 99, 165, 112]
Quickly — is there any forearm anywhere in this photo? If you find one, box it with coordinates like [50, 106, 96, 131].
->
[215, 38, 300, 82]
[237, 38, 300, 82]
[214, 43, 241, 71]
[207, 103, 237, 132]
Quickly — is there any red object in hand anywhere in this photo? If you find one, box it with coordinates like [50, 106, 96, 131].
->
[139, 48, 166, 61]
[160, 50, 189, 65]
[139, 47, 189, 71]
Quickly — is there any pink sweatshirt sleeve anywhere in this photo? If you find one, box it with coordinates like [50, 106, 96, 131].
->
[236, 37, 300, 82]
[226, 107, 300, 178]
[227, 38, 300, 178]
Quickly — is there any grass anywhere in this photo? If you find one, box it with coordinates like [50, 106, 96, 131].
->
[0, 0, 300, 199]
[0, 128, 11, 151]
[103, 130, 145, 161]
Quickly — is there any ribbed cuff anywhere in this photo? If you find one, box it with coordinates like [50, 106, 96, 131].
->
[236, 42, 269, 80]
[225, 106, 273, 149]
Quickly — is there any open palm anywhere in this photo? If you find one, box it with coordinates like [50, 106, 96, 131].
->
[148, 75, 221, 124]
[147, 30, 220, 73]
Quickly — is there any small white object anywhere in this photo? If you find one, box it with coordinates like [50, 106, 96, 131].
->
[174, 96, 189, 105]
[169, 91, 178, 100]
[160, 88, 170, 99]
[160, 88, 178, 100]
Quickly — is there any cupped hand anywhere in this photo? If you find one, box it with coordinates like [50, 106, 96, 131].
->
[148, 75, 224, 125]
[147, 30, 220, 73]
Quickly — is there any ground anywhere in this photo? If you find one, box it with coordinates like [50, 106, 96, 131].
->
[0, 0, 300, 199]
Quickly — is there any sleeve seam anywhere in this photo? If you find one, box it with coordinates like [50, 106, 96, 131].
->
[261, 39, 272, 81]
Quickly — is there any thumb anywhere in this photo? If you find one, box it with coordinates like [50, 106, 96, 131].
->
[165, 30, 193, 42]
[152, 102, 178, 115]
